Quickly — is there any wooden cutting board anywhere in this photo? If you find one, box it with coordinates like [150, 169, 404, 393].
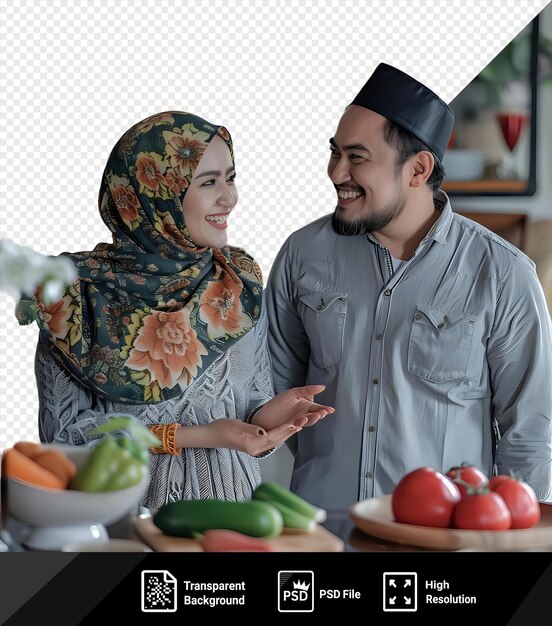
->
[133, 515, 344, 552]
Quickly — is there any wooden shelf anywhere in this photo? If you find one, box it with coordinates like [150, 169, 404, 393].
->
[442, 179, 529, 194]
[456, 211, 528, 251]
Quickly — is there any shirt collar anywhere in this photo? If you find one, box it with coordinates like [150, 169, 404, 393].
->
[426, 189, 453, 244]
[366, 188, 453, 247]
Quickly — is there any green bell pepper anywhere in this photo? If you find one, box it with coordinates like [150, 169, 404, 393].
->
[115, 436, 150, 465]
[72, 434, 147, 492]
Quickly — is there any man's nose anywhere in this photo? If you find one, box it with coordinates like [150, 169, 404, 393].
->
[329, 157, 352, 185]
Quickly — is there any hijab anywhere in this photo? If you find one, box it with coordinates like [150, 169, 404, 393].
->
[17, 112, 263, 404]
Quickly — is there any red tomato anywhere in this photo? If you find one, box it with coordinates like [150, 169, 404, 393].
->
[446, 464, 488, 497]
[488, 475, 511, 490]
[489, 477, 541, 529]
[392, 467, 461, 528]
[452, 491, 512, 530]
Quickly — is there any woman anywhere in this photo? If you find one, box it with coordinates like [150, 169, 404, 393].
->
[16, 112, 332, 508]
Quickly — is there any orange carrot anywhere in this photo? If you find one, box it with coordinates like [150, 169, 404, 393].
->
[2, 448, 65, 490]
[199, 529, 275, 552]
[13, 441, 43, 459]
[33, 449, 77, 488]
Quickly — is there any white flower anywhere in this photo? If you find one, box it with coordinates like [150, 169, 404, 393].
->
[0, 239, 77, 305]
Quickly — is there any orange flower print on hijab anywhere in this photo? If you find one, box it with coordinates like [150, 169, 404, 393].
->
[111, 183, 142, 231]
[199, 277, 252, 340]
[125, 307, 208, 390]
[135, 112, 176, 135]
[135, 152, 167, 196]
[37, 295, 73, 339]
[163, 125, 210, 177]
[165, 170, 189, 196]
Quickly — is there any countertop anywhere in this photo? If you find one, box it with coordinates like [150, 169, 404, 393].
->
[4, 506, 552, 552]
[322, 510, 425, 552]
[1, 508, 426, 552]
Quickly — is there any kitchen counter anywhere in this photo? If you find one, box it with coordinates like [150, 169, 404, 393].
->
[2, 508, 418, 552]
[322, 510, 425, 552]
[4, 506, 552, 552]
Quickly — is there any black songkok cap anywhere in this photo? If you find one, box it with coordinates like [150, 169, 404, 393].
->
[351, 63, 454, 161]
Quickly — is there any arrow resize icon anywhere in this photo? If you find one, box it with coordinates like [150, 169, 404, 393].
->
[383, 572, 417, 612]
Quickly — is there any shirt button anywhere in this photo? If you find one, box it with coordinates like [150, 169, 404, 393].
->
[368, 426, 376, 432]
[372, 378, 379, 385]
[317, 304, 323, 310]
[415, 314, 422, 321]
[365, 472, 373, 479]
[437, 323, 443, 329]
[376, 333, 383, 340]
[384, 290, 392, 297]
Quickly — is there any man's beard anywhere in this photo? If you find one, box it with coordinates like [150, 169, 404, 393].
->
[331, 183, 407, 236]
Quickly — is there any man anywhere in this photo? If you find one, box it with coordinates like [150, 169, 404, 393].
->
[264, 63, 552, 510]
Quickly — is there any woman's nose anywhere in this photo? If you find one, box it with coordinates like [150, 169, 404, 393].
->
[217, 185, 236, 207]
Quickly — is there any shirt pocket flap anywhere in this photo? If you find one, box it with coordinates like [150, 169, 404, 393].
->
[296, 291, 348, 368]
[409, 306, 477, 383]
[298, 291, 347, 313]
[415, 306, 473, 331]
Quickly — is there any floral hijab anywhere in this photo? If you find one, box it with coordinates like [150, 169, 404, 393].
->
[17, 112, 263, 404]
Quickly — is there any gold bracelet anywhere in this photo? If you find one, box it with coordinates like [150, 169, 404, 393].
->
[150, 424, 182, 455]
[165, 423, 180, 455]
[149, 425, 164, 455]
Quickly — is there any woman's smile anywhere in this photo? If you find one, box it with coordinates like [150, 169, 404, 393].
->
[205, 212, 230, 229]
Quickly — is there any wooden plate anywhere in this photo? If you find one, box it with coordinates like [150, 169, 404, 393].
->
[349, 495, 552, 551]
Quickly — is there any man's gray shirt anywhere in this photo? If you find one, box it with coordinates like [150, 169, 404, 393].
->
[266, 191, 552, 509]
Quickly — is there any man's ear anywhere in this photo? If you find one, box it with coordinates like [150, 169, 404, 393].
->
[409, 151, 434, 187]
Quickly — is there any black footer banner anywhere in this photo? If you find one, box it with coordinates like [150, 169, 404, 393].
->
[1, 552, 551, 624]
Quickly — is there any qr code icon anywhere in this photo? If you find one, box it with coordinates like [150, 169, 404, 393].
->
[141, 570, 178, 612]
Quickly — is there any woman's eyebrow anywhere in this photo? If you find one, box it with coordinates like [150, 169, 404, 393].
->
[196, 167, 235, 179]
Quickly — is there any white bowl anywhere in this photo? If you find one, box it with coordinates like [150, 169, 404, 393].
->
[4, 443, 148, 550]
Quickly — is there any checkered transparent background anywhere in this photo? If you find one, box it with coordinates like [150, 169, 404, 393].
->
[1, 0, 549, 446]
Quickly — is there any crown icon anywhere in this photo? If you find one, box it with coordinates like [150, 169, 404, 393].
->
[293, 580, 310, 591]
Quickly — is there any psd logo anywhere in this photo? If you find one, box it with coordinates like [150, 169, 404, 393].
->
[278, 571, 314, 612]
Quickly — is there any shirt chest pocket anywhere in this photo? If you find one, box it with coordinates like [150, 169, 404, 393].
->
[297, 291, 347, 368]
[408, 306, 476, 383]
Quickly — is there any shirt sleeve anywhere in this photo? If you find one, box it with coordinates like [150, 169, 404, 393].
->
[487, 256, 552, 501]
[35, 337, 135, 447]
[265, 239, 310, 394]
[245, 303, 275, 421]
[265, 240, 312, 457]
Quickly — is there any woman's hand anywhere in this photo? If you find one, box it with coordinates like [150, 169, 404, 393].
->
[179, 418, 307, 457]
[251, 385, 334, 431]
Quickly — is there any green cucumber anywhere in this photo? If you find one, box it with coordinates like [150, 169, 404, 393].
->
[153, 499, 283, 539]
[253, 482, 327, 523]
[264, 500, 316, 532]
